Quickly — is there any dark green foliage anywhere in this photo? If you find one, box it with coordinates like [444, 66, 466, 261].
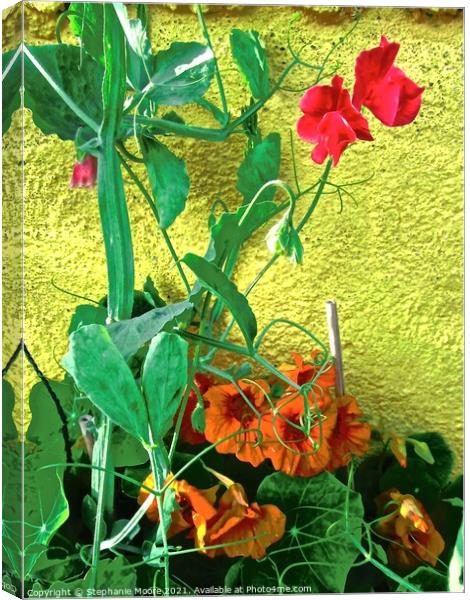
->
[24, 44, 103, 140]
[235, 471, 365, 592]
[396, 566, 447, 592]
[379, 432, 454, 508]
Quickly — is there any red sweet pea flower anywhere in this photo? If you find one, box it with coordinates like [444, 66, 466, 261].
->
[297, 75, 373, 166]
[352, 36, 425, 127]
[70, 155, 97, 188]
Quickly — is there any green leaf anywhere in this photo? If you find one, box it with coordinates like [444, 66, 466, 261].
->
[2, 48, 21, 135]
[230, 29, 270, 99]
[99, 5, 135, 321]
[182, 253, 257, 348]
[68, 304, 108, 335]
[140, 136, 190, 229]
[107, 299, 193, 361]
[113, 3, 155, 91]
[111, 427, 149, 467]
[256, 471, 364, 592]
[210, 200, 279, 265]
[142, 332, 188, 441]
[62, 324, 149, 444]
[24, 44, 103, 140]
[2, 379, 17, 441]
[380, 432, 454, 508]
[448, 520, 464, 592]
[143, 275, 167, 308]
[68, 2, 104, 64]
[149, 41, 215, 105]
[236, 132, 281, 205]
[396, 566, 447, 592]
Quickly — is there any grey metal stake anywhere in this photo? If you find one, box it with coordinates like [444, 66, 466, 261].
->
[326, 300, 345, 397]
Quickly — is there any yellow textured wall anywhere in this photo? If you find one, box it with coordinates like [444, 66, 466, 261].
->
[2, 4, 463, 466]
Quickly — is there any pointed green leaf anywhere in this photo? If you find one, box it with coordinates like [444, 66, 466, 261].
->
[230, 29, 270, 99]
[408, 437, 435, 464]
[149, 41, 215, 105]
[236, 132, 281, 205]
[142, 332, 188, 441]
[140, 136, 190, 229]
[62, 324, 149, 444]
[24, 44, 103, 140]
[182, 253, 257, 347]
[107, 299, 193, 361]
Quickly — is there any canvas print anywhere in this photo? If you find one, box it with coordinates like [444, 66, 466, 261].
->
[1, 1, 464, 597]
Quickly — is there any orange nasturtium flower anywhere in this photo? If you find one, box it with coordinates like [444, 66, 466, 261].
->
[327, 395, 371, 470]
[193, 481, 286, 559]
[138, 473, 219, 538]
[204, 380, 272, 467]
[262, 390, 337, 477]
[375, 489, 445, 569]
[279, 350, 336, 390]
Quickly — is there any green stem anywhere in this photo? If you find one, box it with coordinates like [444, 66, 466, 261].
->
[296, 158, 332, 232]
[175, 329, 251, 357]
[168, 346, 200, 463]
[195, 5, 228, 118]
[124, 60, 298, 142]
[90, 418, 112, 587]
[90, 6, 132, 590]
[148, 448, 170, 595]
[119, 153, 192, 296]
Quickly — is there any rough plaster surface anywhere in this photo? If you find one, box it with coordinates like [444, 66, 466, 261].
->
[2, 4, 463, 466]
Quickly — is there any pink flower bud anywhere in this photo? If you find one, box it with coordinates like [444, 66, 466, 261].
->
[69, 155, 97, 188]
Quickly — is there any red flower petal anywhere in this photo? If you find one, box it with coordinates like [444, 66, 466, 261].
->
[352, 38, 424, 127]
